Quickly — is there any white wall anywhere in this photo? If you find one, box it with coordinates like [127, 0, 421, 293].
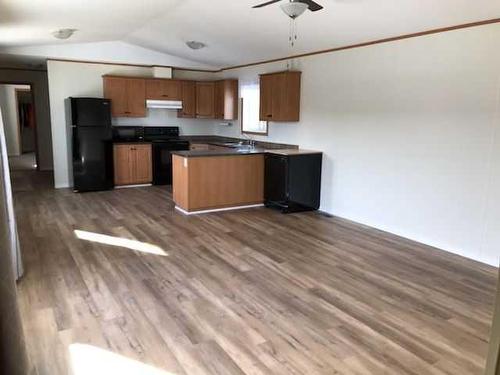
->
[0, 85, 29, 156]
[0, 69, 53, 170]
[212, 24, 500, 267]
[47, 60, 216, 188]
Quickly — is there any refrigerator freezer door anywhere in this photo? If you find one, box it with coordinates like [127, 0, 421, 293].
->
[71, 98, 111, 127]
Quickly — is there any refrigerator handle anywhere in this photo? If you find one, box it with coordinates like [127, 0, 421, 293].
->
[72, 127, 80, 163]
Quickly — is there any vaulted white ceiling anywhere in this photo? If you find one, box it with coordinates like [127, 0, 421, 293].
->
[0, 0, 499, 68]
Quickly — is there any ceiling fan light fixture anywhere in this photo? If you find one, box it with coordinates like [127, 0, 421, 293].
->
[280, 1, 308, 19]
[52, 28, 77, 40]
[186, 41, 206, 50]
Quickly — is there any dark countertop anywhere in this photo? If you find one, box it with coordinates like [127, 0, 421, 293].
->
[180, 136, 298, 150]
[172, 148, 322, 158]
[112, 135, 320, 157]
[113, 141, 152, 145]
[172, 148, 268, 158]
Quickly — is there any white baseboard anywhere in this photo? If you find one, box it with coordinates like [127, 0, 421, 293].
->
[175, 204, 264, 215]
[115, 184, 152, 189]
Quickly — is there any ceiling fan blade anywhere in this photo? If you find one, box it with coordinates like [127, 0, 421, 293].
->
[300, 0, 324, 11]
[252, 0, 282, 8]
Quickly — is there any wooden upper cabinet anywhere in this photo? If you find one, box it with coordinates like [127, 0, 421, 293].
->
[215, 80, 238, 121]
[113, 144, 152, 186]
[214, 81, 224, 120]
[260, 74, 274, 122]
[196, 82, 215, 119]
[178, 81, 196, 118]
[259, 71, 301, 122]
[103, 76, 146, 117]
[146, 79, 181, 100]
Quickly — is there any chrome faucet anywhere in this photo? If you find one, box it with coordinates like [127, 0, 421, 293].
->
[241, 133, 256, 147]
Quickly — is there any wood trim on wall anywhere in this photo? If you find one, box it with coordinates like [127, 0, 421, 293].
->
[46, 58, 219, 73]
[221, 18, 500, 71]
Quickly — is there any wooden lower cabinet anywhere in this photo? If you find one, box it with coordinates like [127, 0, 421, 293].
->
[113, 144, 152, 186]
[173, 154, 264, 212]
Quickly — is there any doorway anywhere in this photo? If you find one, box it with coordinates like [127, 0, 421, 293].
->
[0, 84, 38, 171]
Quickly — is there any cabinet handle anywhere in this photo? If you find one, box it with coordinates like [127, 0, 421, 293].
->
[266, 114, 272, 118]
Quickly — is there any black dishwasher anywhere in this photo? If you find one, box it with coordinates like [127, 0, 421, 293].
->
[265, 153, 322, 213]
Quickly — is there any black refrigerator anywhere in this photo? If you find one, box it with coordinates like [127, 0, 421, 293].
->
[71, 98, 114, 192]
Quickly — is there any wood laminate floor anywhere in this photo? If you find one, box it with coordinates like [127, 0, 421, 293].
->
[13, 170, 498, 375]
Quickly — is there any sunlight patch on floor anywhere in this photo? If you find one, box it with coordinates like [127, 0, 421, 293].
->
[74, 230, 167, 256]
[69, 344, 175, 375]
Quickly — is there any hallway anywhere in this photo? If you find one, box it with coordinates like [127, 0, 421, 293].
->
[9, 152, 37, 171]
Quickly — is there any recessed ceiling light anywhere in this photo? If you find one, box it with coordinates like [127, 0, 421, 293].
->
[52, 28, 77, 40]
[186, 41, 206, 50]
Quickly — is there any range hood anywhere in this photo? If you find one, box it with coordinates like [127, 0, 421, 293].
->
[146, 99, 183, 110]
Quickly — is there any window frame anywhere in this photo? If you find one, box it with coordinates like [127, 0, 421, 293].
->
[240, 81, 268, 136]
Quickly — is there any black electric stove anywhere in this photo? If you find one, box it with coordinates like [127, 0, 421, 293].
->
[143, 127, 189, 185]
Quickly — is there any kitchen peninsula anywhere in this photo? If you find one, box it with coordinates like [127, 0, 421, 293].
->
[172, 142, 322, 214]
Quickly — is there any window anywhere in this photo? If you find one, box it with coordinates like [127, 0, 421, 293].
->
[241, 81, 268, 135]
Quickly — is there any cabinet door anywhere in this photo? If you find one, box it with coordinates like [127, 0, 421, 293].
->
[282, 72, 301, 121]
[214, 81, 224, 119]
[163, 80, 181, 100]
[259, 75, 274, 121]
[271, 73, 287, 121]
[126, 79, 146, 117]
[178, 81, 196, 118]
[196, 82, 215, 119]
[113, 145, 134, 185]
[222, 80, 238, 120]
[145, 79, 163, 100]
[259, 72, 301, 122]
[133, 144, 152, 184]
[104, 77, 128, 117]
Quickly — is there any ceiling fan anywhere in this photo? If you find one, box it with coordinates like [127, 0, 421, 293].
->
[252, 0, 324, 17]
